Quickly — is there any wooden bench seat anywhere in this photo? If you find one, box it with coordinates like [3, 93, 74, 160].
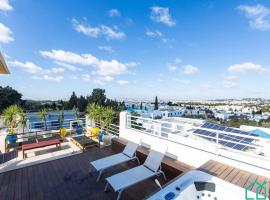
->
[22, 139, 61, 159]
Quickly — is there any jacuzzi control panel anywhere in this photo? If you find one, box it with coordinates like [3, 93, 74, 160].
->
[147, 177, 189, 200]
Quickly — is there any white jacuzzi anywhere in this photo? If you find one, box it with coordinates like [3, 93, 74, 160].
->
[147, 170, 263, 200]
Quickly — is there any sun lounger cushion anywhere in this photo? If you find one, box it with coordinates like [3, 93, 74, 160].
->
[106, 165, 154, 192]
[122, 142, 139, 158]
[91, 153, 131, 171]
[144, 149, 166, 172]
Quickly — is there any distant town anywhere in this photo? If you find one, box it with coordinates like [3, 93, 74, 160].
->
[125, 97, 270, 129]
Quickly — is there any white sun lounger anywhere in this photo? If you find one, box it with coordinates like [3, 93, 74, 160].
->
[104, 147, 167, 200]
[90, 140, 141, 181]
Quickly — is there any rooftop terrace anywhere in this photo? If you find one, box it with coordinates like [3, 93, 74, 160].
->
[0, 138, 269, 200]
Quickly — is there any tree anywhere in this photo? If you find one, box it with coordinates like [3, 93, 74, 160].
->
[87, 88, 106, 106]
[69, 91, 78, 109]
[38, 109, 48, 130]
[0, 86, 22, 113]
[52, 102, 57, 110]
[102, 107, 115, 130]
[77, 96, 87, 112]
[140, 102, 143, 110]
[154, 96, 159, 110]
[73, 106, 79, 120]
[18, 108, 28, 134]
[167, 101, 173, 106]
[1, 105, 21, 129]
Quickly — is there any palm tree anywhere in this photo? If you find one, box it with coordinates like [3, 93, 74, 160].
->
[57, 107, 64, 129]
[1, 105, 20, 131]
[18, 108, 28, 134]
[86, 103, 99, 126]
[38, 109, 48, 130]
[73, 106, 79, 120]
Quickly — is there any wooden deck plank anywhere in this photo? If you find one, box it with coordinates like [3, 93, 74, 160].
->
[199, 159, 269, 197]
[0, 137, 269, 199]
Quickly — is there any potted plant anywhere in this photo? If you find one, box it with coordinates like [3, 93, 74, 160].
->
[100, 107, 115, 145]
[38, 108, 48, 131]
[73, 106, 83, 135]
[58, 108, 66, 137]
[1, 105, 20, 144]
[86, 103, 102, 139]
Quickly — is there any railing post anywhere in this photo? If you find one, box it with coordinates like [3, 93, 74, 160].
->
[216, 132, 219, 156]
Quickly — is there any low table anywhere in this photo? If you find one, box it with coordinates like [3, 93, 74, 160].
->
[71, 135, 99, 152]
[22, 139, 61, 159]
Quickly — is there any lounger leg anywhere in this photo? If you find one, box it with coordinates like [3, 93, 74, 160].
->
[160, 171, 167, 181]
[97, 169, 103, 182]
[135, 156, 140, 165]
[117, 190, 123, 200]
[104, 182, 109, 192]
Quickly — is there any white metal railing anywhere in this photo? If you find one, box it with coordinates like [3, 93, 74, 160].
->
[126, 115, 270, 161]
[95, 121, 119, 136]
[29, 118, 86, 131]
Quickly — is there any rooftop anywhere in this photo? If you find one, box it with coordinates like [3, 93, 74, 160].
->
[0, 138, 268, 199]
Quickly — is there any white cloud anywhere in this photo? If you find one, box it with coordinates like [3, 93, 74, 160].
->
[9, 60, 67, 76]
[125, 62, 140, 67]
[0, 22, 14, 43]
[72, 19, 125, 40]
[223, 76, 237, 88]
[54, 61, 82, 71]
[174, 58, 182, 64]
[108, 9, 120, 17]
[237, 4, 270, 30]
[200, 83, 212, 90]
[31, 75, 64, 82]
[0, 0, 12, 11]
[103, 76, 114, 81]
[171, 78, 191, 84]
[98, 46, 114, 53]
[82, 74, 91, 81]
[8, 60, 42, 74]
[117, 80, 129, 85]
[150, 6, 176, 27]
[168, 66, 178, 72]
[228, 62, 266, 73]
[70, 76, 78, 80]
[182, 79, 191, 84]
[40, 49, 131, 77]
[43, 67, 65, 74]
[145, 29, 170, 43]
[146, 30, 163, 38]
[181, 65, 199, 74]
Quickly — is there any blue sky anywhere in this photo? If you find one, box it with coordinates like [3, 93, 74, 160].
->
[1, 0, 270, 100]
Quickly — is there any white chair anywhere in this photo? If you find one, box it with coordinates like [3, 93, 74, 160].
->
[90, 140, 141, 182]
[104, 147, 167, 200]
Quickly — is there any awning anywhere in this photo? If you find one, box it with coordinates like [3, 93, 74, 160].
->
[0, 52, 10, 74]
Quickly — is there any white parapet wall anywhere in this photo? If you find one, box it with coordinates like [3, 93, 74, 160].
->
[119, 111, 270, 178]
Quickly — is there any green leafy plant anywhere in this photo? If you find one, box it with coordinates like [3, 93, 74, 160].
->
[57, 107, 64, 129]
[18, 108, 28, 134]
[38, 108, 48, 130]
[86, 103, 103, 126]
[102, 107, 115, 131]
[1, 105, 21, 133]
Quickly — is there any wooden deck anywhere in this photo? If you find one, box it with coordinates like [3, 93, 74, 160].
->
[0, 137, 269, 199]
[0, 139, 194, 200]
[199, 160, 270, 197]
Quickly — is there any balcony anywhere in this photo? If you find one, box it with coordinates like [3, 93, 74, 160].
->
[0, 111, 269, 199]
[0, 137, 269, 199]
